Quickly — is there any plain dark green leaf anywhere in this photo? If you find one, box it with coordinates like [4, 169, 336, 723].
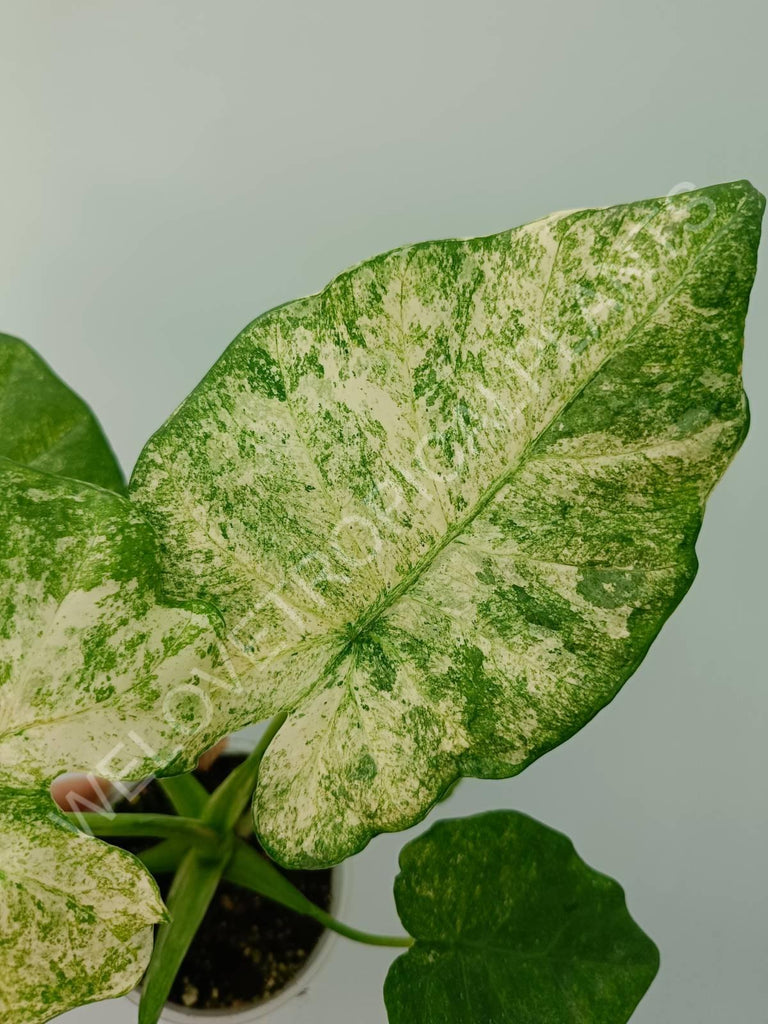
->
[385, 811, 659, 1024]
[0, 332, 124, 491]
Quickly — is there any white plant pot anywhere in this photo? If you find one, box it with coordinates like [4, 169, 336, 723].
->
[126, 865, 347, 1023]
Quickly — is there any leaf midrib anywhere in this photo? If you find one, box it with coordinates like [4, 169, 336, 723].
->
[342, 201, 744, 649]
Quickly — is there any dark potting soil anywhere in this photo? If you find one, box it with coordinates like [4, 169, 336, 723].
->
[112, 754, 333, 1011]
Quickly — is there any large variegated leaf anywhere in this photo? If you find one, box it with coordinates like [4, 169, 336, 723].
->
[0, 459, 249, 788]
[0, 789, 165, 1024]
[0, 333, 124, 492]
[384, 811, 659, 1024]
[131, 180, 764, 867]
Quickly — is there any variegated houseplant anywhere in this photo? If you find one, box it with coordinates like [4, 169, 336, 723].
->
[0, 179, 762, 1024]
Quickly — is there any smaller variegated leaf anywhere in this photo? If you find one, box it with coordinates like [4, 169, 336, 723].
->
[384, 811, 659, 1024]
[0, 338, 207, 1024]
[0, 789, 165, 1024]
[0, 333, 124, 492]
[0, 460, 251, 788]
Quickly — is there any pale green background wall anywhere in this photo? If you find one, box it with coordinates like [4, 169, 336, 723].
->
[1, 2, 766, 1021]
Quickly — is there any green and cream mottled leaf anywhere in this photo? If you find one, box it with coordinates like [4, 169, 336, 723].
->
[0, 450, 257, 1021]
[0, 788, 165, 1024]
[0, 460, 252, 789]
[0, 333, 124, 492]
[130, 181, 764, 867]
[384, 811, 659, 1024]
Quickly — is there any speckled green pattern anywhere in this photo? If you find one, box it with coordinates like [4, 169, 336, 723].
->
[0, 333, 124, 492]
[0, 341, 196, 1023]
[0, 789, 165, 1024]
[384, 811, 659, 1023]
[0, 460, 257, 1023]
[131, 181, 763, 868]
[0, 460, 254, 786]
